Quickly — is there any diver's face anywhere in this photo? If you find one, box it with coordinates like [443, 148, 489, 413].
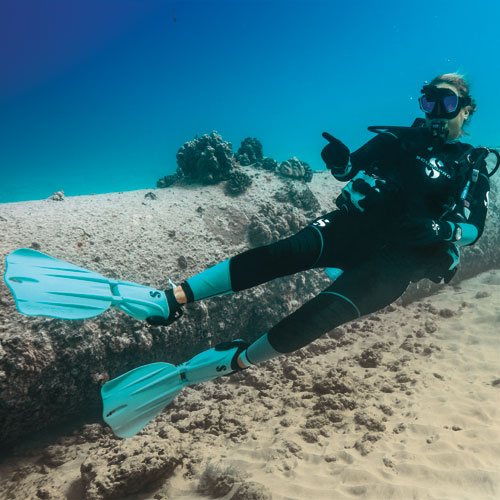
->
[425, 83, 470, 140]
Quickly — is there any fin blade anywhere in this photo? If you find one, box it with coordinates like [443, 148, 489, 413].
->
[4, 249, 170, 322]
[4, 249, 113, 319]
[101, 362, 182, 438]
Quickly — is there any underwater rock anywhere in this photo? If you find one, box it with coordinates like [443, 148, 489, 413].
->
[312, 368, 357, 395]
[278, 157, 313, 182]
[274, 183, 321, 213]
[354, 412, 386, 432]
[231, 481, 272, 500]
[80, 437, 180, 500]
[177, 255, 188, 269]
[235, 137, 264, 166]
[357, 348, 383, 368]
[0, 218, 333, 446]
[247, 218, 274, 246]
[176, 131, 234, 185]
[42, 444, 78, 467]
[261, 157, 279, 171]
[354, 432, 382, 456]
[247, 203, 307, 247]
[82, 424, 105, 442]
[35, 485, 66, 500]
[197, 461, 246, 498]
[144, 192, 158, 200]
[157, 172, 182, 188]
[49, 191, 65, 201]
[224, 170, 253, 197]
[1, 173, 499, 451]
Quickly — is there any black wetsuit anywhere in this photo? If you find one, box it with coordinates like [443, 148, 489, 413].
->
[184, 127, 490, 355]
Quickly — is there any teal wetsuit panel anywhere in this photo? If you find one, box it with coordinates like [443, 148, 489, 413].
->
[185, 259, 233, 301]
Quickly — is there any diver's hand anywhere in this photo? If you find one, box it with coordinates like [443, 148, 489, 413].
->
[398, 216, 453, 246]
[336, 170, 399, 213]
[321, 132, 350, 177]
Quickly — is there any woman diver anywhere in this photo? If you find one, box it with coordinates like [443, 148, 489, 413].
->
[149, 73, 490, 377]
[92, 73, 494, 435]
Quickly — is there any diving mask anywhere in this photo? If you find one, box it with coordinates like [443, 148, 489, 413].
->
[419, 85, 471, 119]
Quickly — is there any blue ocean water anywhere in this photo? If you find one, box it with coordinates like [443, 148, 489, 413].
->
[1, 0, 499, 203]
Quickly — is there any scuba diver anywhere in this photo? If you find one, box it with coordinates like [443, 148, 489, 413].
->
[5, 73, 498, 438]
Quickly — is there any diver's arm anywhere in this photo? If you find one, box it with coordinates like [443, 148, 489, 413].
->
[322, 131, 398, 182]
[349, 132, 399, 178]
[400, 162, 490, 247]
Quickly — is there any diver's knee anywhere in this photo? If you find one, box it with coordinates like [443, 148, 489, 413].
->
[268, 291, 361, 353]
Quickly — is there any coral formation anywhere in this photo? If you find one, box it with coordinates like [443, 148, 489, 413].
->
[261, 157, 279, 171]
[49, 191, 65, 201]
[247, 202, 307, 247]
[157, 172, 182, 188]
[278, 157, 314, 182]
[235, 137, 264, 166]
[274, 183, 321, 213]
[158, 132, 314, 194]
[224, 170, 253, 197]
[176, 131, 234, 184]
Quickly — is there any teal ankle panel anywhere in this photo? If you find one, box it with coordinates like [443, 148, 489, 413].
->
[456, 223, 479, 246]
[245, 333, 281, 365]
[185, 259, 233, 301]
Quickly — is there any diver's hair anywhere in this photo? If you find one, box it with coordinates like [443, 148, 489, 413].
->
[429, 72, 478, 118]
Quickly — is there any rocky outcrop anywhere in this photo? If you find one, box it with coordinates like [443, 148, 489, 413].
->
[80, 437, 180, 500]
[0, 170, 499, 449]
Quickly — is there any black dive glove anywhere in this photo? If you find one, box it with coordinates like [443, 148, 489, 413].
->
[321, 132, 350, 177]
[336, 170, 400, 213]
[398, 216, 453, 246]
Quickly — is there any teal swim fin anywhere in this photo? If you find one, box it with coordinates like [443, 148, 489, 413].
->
[4, 248, 171, 321]
[101, 340, 248, 438]
[102, 362, 182, 438]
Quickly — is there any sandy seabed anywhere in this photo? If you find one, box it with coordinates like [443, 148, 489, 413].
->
[0, 269, 499, 500]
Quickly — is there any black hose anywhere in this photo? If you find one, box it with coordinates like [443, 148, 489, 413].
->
[486, 149, 500, 178]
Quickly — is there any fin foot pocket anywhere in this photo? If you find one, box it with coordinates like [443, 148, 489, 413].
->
[145, 288, 183, 326]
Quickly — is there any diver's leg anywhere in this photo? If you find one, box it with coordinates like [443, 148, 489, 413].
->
[238, 251, 411, 366]
[176, 211, 344, 304]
